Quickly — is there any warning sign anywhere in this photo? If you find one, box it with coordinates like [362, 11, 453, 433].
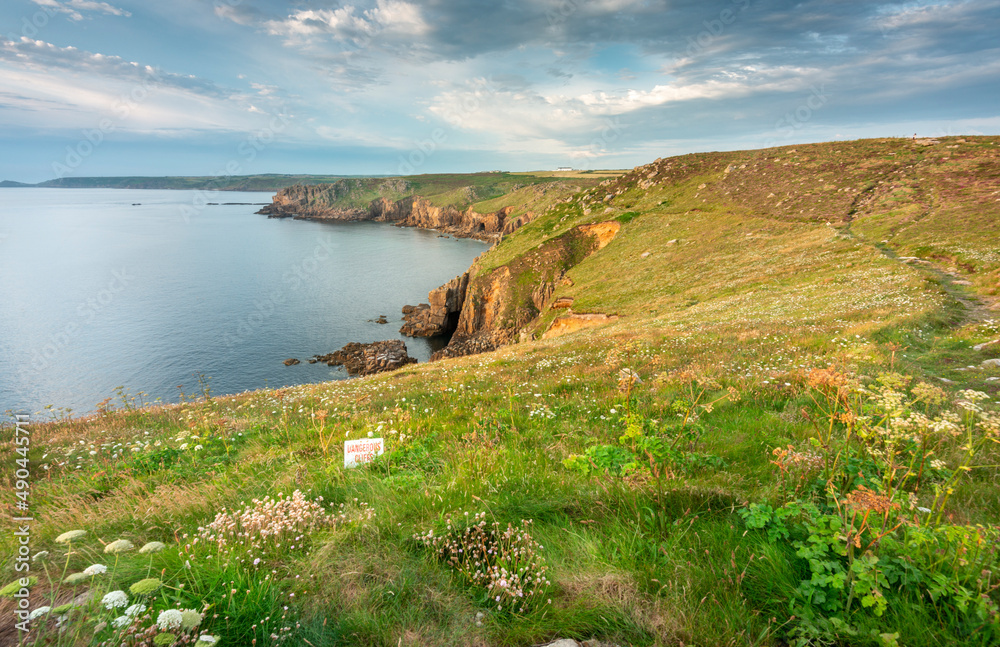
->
[344, 438, 384, 468]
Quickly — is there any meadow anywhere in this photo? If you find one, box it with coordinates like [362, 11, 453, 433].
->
[2, 136, 999, 646]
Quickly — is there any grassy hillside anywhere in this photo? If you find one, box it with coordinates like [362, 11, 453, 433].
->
[2, 137, 999, 647]
[271, 172, 612, 214]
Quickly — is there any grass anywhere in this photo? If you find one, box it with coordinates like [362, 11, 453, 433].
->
[2, 137, 1000, 646]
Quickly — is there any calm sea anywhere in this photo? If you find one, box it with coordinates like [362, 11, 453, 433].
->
[0, 189, 486, 416]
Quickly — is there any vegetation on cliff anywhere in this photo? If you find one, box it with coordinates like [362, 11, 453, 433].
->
[3, 137, 1000, 647]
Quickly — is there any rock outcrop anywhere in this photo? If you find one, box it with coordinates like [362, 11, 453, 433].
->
[310, 340, 416, 376]
[258, 185, 531, 242]
[429, 221, 622, 361]
[542, 313, 619, 339]
[400, 273, 469, 337]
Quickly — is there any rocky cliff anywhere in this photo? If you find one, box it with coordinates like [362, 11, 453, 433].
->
[259, 183, 532, 242]
[421, 221, 621, 360]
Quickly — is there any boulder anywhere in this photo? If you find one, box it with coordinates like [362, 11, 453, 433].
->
[283, 358, 300, 366]
[312, 340, 416, 376]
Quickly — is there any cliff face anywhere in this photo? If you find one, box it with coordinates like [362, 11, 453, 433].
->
[259, 184, 529, 242]
[427, 221, 621, 360]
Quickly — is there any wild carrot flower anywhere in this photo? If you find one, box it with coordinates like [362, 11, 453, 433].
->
[55, 530, 86, 544]
[102, 590, 129, 609]
[124, 603, 147, 617]
[112, 615, 132, 629]
[28, 606, 50, 620]
[157, 609, 184, 630]
[129, 578, 162, 596]
[197, 635, 218, 644]
[180, 609, 203, 630]
[31, 551, 49, 562]
[63, 572, 91, 585]
[83, 563, 108, 576]
[139, 541, 166, 554]
[104, 539, 135, 554]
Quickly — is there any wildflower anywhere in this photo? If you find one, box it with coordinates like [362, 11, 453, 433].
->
[197, 636, 219, 645]
[157, 609, 184, 630]
[139, 541, 166, 554]
[83, 563, 108, 576]
[153, 633, 178, 646]
[102, 590, 129, 609]
[129, 578, 163, 596]
[63, 572, 92, 585]
[31, 551, 49, 563]
[104, 539, 135, 554]
[180, 609, 203, 630]
[124, 603, 147, 617]
[28, 606, 51, 620]
[1, 577, 37, 597]
[112, 615, 132, 629]
[55, 530, 87, 544]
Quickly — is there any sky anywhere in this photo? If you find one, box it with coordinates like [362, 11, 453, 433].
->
[0, 0, 998, 182]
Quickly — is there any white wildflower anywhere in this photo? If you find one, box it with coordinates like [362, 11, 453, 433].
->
[82, 563, 107, 576]
[157, 609, 184, 630]
[101, 590, 129, 609]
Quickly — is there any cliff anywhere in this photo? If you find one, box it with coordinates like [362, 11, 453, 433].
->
[423, 221, 621, 359]
[256, 174, 605, 242]
[259, 187, 528, 242]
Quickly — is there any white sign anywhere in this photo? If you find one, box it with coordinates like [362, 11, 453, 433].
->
[344, 438, 384, 468]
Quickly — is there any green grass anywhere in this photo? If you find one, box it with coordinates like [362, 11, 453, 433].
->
[3, 137, 1000, 646]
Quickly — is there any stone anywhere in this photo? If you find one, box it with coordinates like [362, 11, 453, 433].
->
[974, 339, 1000, 351]
[376, 315, 388, 324]
[542, 641, 579, 647]
[983, 358, 1000, 369]
[552, 296, 574, 309]
[543, 313, 619, 339]
[283, 358, 300, 366]
[312, 340, 416, 376]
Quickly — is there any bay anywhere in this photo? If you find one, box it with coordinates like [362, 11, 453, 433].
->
[0, 188, 486, 416]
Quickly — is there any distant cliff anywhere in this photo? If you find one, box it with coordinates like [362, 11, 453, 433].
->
[258, 181, 536, 241]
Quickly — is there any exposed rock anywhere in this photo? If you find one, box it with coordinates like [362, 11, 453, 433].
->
[312, 340, 416, 376]
[401, 273, 469, 338]
[542, 313, 619, 339]
[432, 222, 622, 360]
[376, 315, 388, 324]
[259, 186, 530, 242]
[983, 358, 1000, 369]
[552, 296, 574, 309]
[283, 358, 300, 366]
[974, 339, 1000, 351]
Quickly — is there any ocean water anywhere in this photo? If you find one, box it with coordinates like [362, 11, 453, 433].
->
[0, 188, 487, 416]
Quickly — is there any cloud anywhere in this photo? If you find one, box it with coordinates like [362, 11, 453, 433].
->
[262, 0, 429, 47]
[0, 37, 229, 98]
[0, 38, 291, 136]
[30, 0, 130, 21]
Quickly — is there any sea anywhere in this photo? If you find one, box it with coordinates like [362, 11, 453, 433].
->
[0, 188, 487, 417]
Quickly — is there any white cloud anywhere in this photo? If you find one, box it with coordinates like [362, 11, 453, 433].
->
[31, 0, 130, 21]
[263, 0, 428, 45]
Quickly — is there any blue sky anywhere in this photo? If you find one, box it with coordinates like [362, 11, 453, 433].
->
[1, 0, 998, 182]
